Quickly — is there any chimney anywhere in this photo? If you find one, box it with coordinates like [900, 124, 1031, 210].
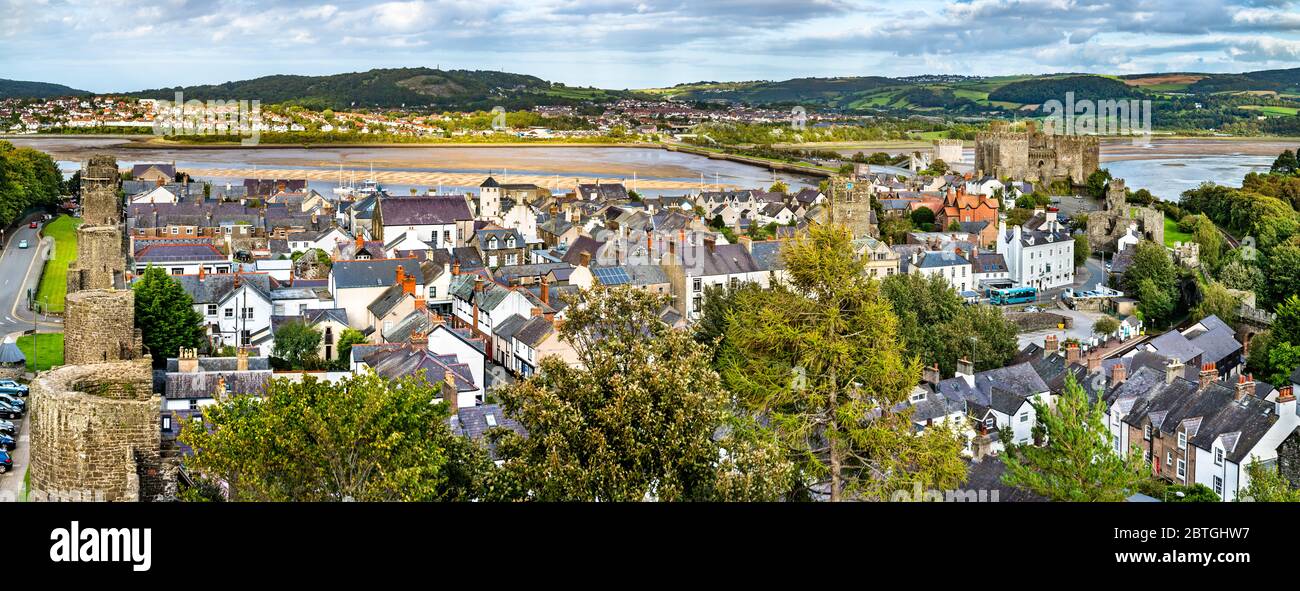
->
[540, 275, 549, 304]
[1277, 386, 1296, 417]
[198, 264, 206, 280]
[177, 347, 199, 373]
[1165, 357, 1184, 385]
[410, 330, 427, 348]
[414, 297, 427, 311]
[1235, 374, 1254, 401]
[452, 261, 460, 276]
[531, 307, 542, 318]
[1199, 362, 1217, 389]
[356, 234, 364, 251]
[236, 346, 249, 372]
[1044, 334, 1059, 358]
[1065, 342, 1081, 365]
[1110, 362, 1128, 389]
[471, 278, 482, 332]
[922, 363, 941, 386]
[956, 358, 975, 387]
[400, 267, 416, 296]
[579, 251, 591, 268]
[738, 235, 752, 254]
[1087, 353, 1101, 374]
[704, 236, 716, 254]
[442, 370, 458, 409]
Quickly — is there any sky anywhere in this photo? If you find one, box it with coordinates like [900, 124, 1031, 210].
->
[2, 0, 1299, 92]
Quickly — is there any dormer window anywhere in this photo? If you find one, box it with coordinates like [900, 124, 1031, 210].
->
[506, 236, 516, 248]
[1177, 432, 1186, 450]
[489, 236, 499, 250]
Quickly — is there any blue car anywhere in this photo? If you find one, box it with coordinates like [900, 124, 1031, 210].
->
[0, 449, 10, 473]
[0, 432, 13, 451]
[0, 380, 27, 396]
[0, 401, 20, 419]
[0, 393, 22, 411]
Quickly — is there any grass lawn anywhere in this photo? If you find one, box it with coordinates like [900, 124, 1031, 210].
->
[1163, 216, 1193, 248]
[16, 333, 63, 372]
[34, 215, 81, 314]
[1241, 105, 1300, 116]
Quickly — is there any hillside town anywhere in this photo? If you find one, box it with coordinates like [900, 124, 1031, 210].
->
[1, 119, 1298, 509]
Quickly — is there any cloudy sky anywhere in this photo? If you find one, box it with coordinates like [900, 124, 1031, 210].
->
[3, 0, 1299, 92]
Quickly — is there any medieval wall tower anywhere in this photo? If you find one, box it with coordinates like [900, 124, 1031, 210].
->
[973, 121, 1099, 185]
[29, 155, 166, 502]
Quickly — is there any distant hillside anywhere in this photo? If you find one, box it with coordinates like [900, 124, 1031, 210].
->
[127, 67, 638, 110]
[987, 75, 1140, 105]
[0, 79, 90, 99]
[658, 76, 900, 107]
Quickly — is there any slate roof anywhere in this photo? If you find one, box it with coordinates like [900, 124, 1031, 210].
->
[916, 250, 971, 269]
[173, 273, 272, 305]
[0, 343, 24, 365]
[379, 195, 473, 226]
[749, 241, 785, 272]
[698, 243, 760, 277]
[363, 344, 476, 392]
[1145, 330, 1205, 365]
[164, 368, 273, 400]
[134, 242, 226, 263]
[331, 258, 423, 289]
[384, 310, 435, 344]
[973, 252, 1008, 274]
[493, 314, 529, 342]
[513, 315, 555, 348]
[577, 183, 629, 201]
[367, 283, 412, 319]
[964, 458, 1048, 502]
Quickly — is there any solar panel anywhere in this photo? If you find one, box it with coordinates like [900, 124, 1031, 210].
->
[592, 267, 632, 286]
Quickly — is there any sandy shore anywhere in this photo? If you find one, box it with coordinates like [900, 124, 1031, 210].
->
[188, 166, 732, 192]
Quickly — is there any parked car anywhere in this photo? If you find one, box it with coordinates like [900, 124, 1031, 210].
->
[0, 380, 28, 396]
[17, 240, 28, 249]
[0, 449, 10, 473]
[0, 393, 23, 411]
[0, 419, 13, 435]
[0, 433, 13, 451]
[28, 221, 37, 229]
[0, 401, 21, 419]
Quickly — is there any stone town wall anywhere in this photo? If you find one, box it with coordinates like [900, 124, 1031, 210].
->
[66, 225, 125, 293]
[80, 155, 122, 227]
[63, 286, 142, 367]
[27, 358, 162, 502]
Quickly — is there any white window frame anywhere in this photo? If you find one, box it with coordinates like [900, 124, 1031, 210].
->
[1214, 448, 1224, 466]
[1177, 432, 1186, 450]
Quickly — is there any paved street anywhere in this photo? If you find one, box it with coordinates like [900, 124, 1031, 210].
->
[0, 213, 64, 501]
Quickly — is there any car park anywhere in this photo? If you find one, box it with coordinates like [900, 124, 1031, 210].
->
[0, 393, 23, 411]
[0, 401, 20, 419]
[0, 433, 13, 451]
[0, 380, 28, 396]
[0, 420, 13, 435]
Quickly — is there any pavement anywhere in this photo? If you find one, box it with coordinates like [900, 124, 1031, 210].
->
[0, 213, 64, 502]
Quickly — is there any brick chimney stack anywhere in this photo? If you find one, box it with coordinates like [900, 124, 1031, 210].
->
[410, 330, 427, 348]
[1044, 334, 1059, 358]
[539, 275, 549, 305]
[1110, 363, 1127, 389]
[1064, 342, 1081, 365]
[442, 370, 458, 409]
[1165, 357, 1184, 385]
[1235, 374, 1254, 401]
[1199, 362, 1217, 389]
[922, 363, 941, 386]
[1277, 386, 1296, 417]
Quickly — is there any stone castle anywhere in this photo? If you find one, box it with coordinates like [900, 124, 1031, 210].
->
[1086, 178, 1164, 254]
[974, 120, 1099, 185]
[29, 155, 169, 502]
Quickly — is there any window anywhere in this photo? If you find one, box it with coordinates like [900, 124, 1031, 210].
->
[1213, 476, 1223, 495]
[170, 268, 184, 275]
[1215, 448, 1224, 466]
[1113, 434, 1120, 452]
[427, 286, 437, 299]
[1177, 432, 1186, 450]
[1176, 459, 1186, 480]
[693, 278, 702, 292]
[1019, 412, 1029, 423]
[242, 307, 254, 320]
[1144, 450, 1151, 464]
[224, 308, 234, 318]
[984, 417, 995, 430]
[206, 304, 217, 316]
[1166, 451, 1172, 467]
[911, 391, 926, 403]
[186, 227, 194, 235]
[442, 230, 452, 245]
[488, 237, 499, 250]
[1144, 424, 1152, 440]
[171, 227, 179, 235]
[189, 399, 199, 410]
[162, 416, 172, 432]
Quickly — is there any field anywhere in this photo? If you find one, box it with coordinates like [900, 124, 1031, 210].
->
[1241, 105, 1300, 116]
[16, 332, 63, 372]
[1163, 215, 1193, 248]
[35, 215, 80, 313]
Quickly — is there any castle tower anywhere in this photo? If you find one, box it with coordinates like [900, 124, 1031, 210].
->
[30, 154, 161, 502]
[67, 155, 126, 293]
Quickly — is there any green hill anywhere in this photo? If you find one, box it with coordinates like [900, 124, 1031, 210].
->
[127, 68, 638, 110]
[0, 79, 90, 99]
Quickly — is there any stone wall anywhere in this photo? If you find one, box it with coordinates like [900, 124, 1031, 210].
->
[66, 225, 125, 292]
[1278, 431, 1300, 490]
[974, 123, 1099, 184]
[933, 139, 964, 165]
[63, 290, 142, 365]
[830, 177, 877, 239]
[80, 155, 122, 227]
[1087, 178, 1165, 252]
[28, 358, 163, 502]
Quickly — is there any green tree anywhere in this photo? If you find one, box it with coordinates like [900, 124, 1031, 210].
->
[487, 286, 793, 501]
[1217, 259, 1265, 294]
[1265, 342, 1300, 388]
[1086, 169, 1112, 199]
[946, 219, 963, 232]
[1001, 374, 1149, 501]
[1238, 458, 1300, 502]
[1271, 149, 1299, 175]
[1193, 281, 1241, 328]
[882, 273, 1019, 376]
[1166, 483, 1221, 502]
[179, 371, 490, 501]
[1192, 215, 1223, 272]
[334, 328, 368, 369]
[769, 180, 789, 194]
[1137, 278, 1176, 327]
[720, 224, 967, 501]
[1264, 241, 1300, 308]
[694, 282, 765, 360]
[910, 206, 935, 228]
[1074, 234, 1090, 267]
[1124, 240, 1179, 326]
[132, 266, 204, 366]
[272, 321, 322, 369]
[1092, 316, 1121, 337]
[1273, 295, 1300, 346]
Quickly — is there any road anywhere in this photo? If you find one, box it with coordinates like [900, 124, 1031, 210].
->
[0, 213, 63, 502]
